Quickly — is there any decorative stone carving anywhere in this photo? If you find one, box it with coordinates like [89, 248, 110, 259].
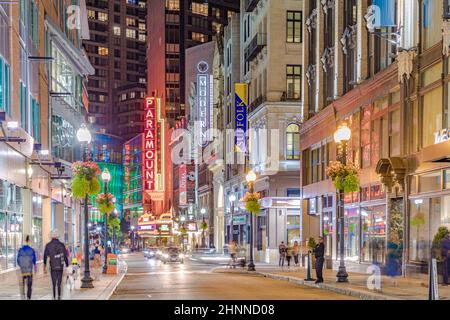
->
[396, 49, 416, 83]
[306, 64, 316, 86]
[443, 20, 450, 57]
[306, 9, 318, 34]
[340, 25, 357, 55]
[321, 0, 335, 14]
[320, 47, 335, 72]
[376, 157, 407, 193]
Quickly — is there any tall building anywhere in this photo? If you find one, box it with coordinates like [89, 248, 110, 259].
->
[300, 0, 450, 279]
[219, 0, 302, 263]
[148, 0, 239, 125]
[84, 0, 147, 136]
[0, 0, 93, 272]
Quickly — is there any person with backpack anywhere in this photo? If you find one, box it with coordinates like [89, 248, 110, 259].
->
[43, 229, 69, 300]
[17, 235, 37, 300]
[278, 241, 286, 267]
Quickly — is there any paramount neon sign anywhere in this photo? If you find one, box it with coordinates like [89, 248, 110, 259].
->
[143, 97, 156, 191]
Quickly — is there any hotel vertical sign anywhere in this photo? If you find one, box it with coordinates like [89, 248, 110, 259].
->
[235, 83, 248, 152]
[143, 97, 156, 191]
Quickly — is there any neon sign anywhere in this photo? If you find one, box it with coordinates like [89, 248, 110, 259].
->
[143, 97, 156, 191]
[196, 61, 213, 146]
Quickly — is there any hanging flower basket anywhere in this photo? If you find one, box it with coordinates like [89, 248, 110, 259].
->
[243, 192, 261, 215]
[180, 226, 187, 235]
[96, 193, 115, 214]
[200, 222, 208, 231]
[326, 161, 360, 193]
[71, 161, 101, 199]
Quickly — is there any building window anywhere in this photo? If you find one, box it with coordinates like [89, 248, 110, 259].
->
[286, 124, 300, 160]
[422, 0, 443, 50]
[98, 47, 108, 56]
[126, 29, 136, 38]
[286, 65, 301, 100]
[113, 26, 121, 36]
[166, 0, 180, 11]
[98, 12, 108, 22]
[191, 32, 207, 43]
[0, 56, 11, 116]
[192, 2, 208, 16]
[287, 11, 302, 43]
[422, 86, 443, 148]
[126, 17, 136, 26]
[138, 34, 146, 42]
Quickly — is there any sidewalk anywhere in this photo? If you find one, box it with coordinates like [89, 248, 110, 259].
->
[213, 265, 450, 300]
[0, 261, 126, 300]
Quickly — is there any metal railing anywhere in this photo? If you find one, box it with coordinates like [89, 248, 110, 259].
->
[245, 33, 267, 62]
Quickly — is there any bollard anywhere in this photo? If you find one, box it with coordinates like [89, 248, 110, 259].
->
[429, 256, 439, 300]
[304, 250, 316, 281]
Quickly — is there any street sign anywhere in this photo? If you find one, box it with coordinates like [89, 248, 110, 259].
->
[233, 215, 247, 225]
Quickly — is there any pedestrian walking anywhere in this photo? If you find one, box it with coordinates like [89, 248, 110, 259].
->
[314, 237, 325, 284]
[293, 241, 300, 267]
[278, 241, 286, 267]
[17, 235, 37, 300]
[43, 230, 69, 300]
[228, 241, 237, 268]
[92, 242, 102, 280]
[286, 245, 292, 269]
[76, 244, 82, 266]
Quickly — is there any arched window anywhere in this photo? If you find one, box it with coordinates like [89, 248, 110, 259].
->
[286, 124, 300, 160]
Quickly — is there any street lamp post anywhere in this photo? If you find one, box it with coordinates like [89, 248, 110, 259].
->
[334, 123, 351, 283]
[101, 168, 111, 274]
[130, 225, 135, 251]
[246, 170, 257, 272]
[77, 124, 94, 289]
[229, 194, 236, 243]
[200, 208, 206, 248]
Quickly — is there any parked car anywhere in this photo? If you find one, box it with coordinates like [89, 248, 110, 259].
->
[161, 247, 184, 264]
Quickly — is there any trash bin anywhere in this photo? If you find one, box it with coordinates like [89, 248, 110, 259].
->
[106, 254, 118, 274]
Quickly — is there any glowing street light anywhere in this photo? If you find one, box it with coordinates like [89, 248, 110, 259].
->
[334, 123, 351, 283]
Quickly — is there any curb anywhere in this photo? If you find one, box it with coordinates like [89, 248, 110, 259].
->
[258, 272, 400, 300]
[212, 267, 401, 300]
[100, 273, 126, 300]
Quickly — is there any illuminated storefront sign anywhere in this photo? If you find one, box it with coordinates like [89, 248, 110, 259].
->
[179, 164, 187, 206]
[235, 83, 248, 152]
[137, 212, 157, 236]
[434, 129, 450, 144]
[143, 97, 156, 191]
[196, 61, 213, 146]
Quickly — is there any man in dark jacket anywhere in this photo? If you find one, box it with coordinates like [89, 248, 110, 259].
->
[43, 229, 69, 300]
[441, 235, 450, 285]
[17, 235, 37, 300]
[314, 237, 325, 284]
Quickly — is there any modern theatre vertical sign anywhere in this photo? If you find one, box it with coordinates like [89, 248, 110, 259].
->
[196, 61, 213, 146]
[143, 97, 156, 191]
[235, 83, 248, 152]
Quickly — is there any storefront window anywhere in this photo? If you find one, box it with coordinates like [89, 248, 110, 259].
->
[344, 208, 359, 261]
[418, 171, 441, 193]
[323, 211, 333, 257]
[287, 209, 301, 245]
[0, 212, 6, 271]
[409, 198, 430, 263]
[8, 213, 23, 268]
[360, 206, 386, 265]
[32, 193, 43, 259]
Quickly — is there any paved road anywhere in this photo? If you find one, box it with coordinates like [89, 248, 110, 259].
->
[111, 253, 356, 300]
